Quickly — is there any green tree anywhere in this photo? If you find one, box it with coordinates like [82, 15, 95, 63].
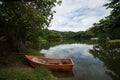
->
[0, 1, 61, 52]
[104, 0, 120, 39]
[87, 0, 120, 40]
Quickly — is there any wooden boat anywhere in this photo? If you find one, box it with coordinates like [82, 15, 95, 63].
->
[25, 55, 74, 71]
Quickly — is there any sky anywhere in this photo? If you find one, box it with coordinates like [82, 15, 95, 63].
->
[48, 0, 111, 32]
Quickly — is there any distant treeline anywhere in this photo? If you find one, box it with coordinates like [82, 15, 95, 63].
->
[42, 0, 120, 41]
[40, 29, 94, 40]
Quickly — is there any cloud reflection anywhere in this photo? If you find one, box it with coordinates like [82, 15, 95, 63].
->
[40, 43, 112, 80]
[40, 44, 93, 58]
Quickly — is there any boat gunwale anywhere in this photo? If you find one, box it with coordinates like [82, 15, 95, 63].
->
[25, 55, 74, 66]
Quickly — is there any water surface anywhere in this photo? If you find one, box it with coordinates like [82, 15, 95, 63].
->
[40, 40, 120, 80]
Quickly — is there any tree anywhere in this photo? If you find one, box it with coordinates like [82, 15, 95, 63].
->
[0, 1, 61, 52]
[87, 0, 120, 40]
[104, 0, 120, 39]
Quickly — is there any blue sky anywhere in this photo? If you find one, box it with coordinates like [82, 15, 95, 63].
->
[49, 0, 111, 32]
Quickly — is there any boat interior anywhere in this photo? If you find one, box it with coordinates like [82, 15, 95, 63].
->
[31, 57, 71, 65]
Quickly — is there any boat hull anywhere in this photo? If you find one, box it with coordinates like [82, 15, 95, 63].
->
[25, 55, 74, 71]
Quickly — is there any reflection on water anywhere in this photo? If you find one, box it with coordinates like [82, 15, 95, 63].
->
[90, 44, 120, 80]
[41, 44, 93, 58]
[40, 41, 120, 80]
[52, 71, 74, 78]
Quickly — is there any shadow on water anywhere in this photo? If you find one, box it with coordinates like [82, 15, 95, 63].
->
[52, 71, 74, 80]
[40, 39, 120, 80]
[89, 43, 120, 80]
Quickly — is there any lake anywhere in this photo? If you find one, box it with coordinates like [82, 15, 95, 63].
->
[40, 39, 120, 80]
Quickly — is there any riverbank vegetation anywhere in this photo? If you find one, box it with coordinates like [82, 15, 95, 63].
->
[0, 67, 57, 80]
[109, 40, 120, 43]
[0, 0, 61, 80]
[39, 29, 94, 40]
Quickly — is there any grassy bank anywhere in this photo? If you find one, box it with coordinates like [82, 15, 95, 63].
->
[0, 42, 57, 80]
[0, 67, 57, 80]
[0, 52, 57, 80]
[108, 39, 120, 47]
[0, 32, 58, 80]
[109, 39, 120, 43]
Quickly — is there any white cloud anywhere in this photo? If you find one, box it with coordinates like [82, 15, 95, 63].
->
[49, 0, 111, 32]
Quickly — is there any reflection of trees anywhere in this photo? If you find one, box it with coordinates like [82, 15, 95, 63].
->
[52, 71, 74, 78]
[89, 43, 120, 80]
[40, 39, 98, 50]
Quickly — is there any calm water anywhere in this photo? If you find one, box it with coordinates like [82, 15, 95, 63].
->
[40, 40, 120, 80]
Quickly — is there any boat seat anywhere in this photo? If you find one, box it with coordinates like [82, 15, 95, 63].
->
[31, 57, 46, 64]
[46, 60, 62, 64]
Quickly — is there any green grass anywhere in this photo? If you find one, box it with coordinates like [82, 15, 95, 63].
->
[0, 52, 57, 80]
[0, 41, 57, 80]
[0, 67, 57, 80]
[26, 48, 43, 56]
[0, 53, 57, 80]
[109, 39, 120, 43]
[0, 39, 57, 80]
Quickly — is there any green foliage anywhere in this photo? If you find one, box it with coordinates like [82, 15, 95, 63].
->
[25, 48, 41, 56]
[39, 30, 94, 40]
[106, 37, 110, 42]
[0, 1, 61, 52]
[0, 67, 57, 80]
[40, 30, 62, 40]
[87, 0, 120, 40]
[109, 39, 120, 43]
[72, 31, 94, 39]
[106, 0, 120, 39]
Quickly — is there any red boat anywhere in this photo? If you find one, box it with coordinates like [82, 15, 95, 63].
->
[25, 55, 74, 71]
